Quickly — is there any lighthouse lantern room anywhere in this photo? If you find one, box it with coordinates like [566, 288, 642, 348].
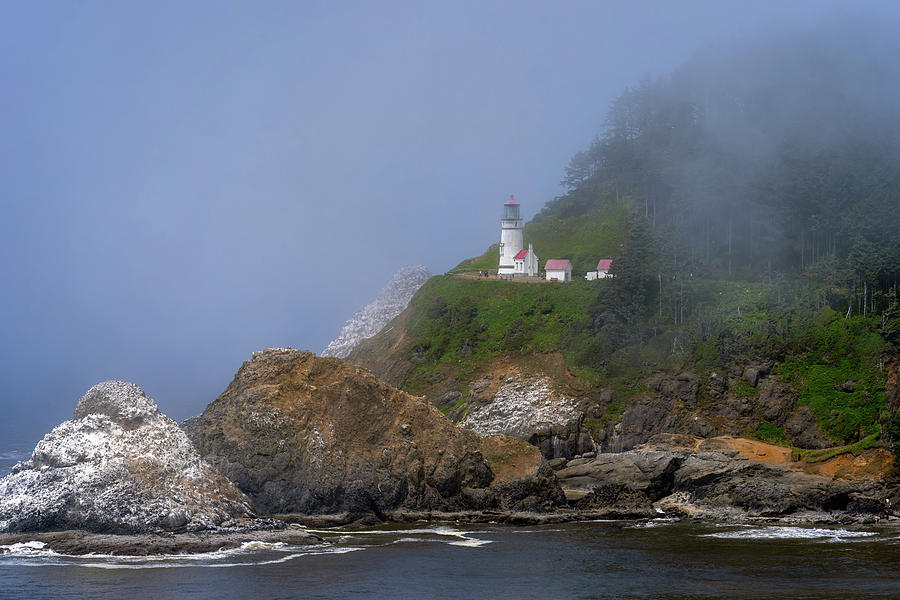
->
[498, 194, 524, 275]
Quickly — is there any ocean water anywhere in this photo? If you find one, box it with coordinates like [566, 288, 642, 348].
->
[2, 451, 899, 599]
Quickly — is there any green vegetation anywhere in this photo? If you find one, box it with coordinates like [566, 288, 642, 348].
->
[778, 313, 888, 443]
[392, 28, 900, 464]
[453, 243, 500, 273]
[402, 276, 596, 394]
[793, 433, 882, 464]
[754, 421, 788, 445]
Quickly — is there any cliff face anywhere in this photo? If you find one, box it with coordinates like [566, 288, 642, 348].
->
[322, 265, 430, 359]
[184, 349, 563, 520]
[0, 381, 253, 534]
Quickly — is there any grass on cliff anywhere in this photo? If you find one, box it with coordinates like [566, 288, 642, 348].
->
[792, 433, 882, 463]
[777, 311, 888, 444]
[401, 276, 597, 394]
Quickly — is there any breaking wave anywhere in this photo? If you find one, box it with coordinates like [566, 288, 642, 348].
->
[701, 526, 879, 541]
[0, 525, 492, 569]
[309, 525, 493, 548]
[0, 539, 363, 569]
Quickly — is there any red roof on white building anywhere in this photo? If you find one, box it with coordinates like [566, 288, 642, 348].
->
[514, 249, 529, 260]
[545, 259, 570, 270]
[597, 259, 612, 271]
[504, 193, 519, 205]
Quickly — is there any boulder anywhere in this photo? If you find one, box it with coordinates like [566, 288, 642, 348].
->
[708, 373, 727, 398]
[435, 390, 462, 408]
[556, 450, 684, 515]
[785, 406, 832, 449]
[757, 379, 796, 425]
[0, 381, 253, 534]
[743, 366, 760, 387]
[185, 349, 564, 520]
[605, 397, 675, 452]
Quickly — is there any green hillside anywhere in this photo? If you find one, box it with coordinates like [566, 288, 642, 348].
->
[357, 24, 900, 463]
[401, 276, 596, 396]
[451, 199, 627, 275]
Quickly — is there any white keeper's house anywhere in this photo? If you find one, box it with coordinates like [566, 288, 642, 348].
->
[545, 259, 572, 282]
[513, 244, 539, 277]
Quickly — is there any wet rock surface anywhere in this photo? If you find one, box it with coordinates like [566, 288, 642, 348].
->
[185, 349, 564, 520]
[0, 381, 253, 534]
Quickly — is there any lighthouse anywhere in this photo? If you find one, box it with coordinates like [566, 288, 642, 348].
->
[498, 194, 523, 275]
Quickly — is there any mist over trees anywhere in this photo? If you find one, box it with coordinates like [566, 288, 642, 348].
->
[547, 20, 900, 320]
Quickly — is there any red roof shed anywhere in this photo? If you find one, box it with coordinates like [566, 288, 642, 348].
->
[545, 259, 571, 270]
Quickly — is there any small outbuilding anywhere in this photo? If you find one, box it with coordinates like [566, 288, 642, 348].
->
[585, 259, 613, 280]
[545, 259, 572, 282]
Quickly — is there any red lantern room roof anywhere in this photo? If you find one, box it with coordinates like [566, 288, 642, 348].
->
[504, 194, 519, 205]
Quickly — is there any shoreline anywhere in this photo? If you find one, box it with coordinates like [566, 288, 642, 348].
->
[0, 526, 322, 556]
[5, 510, 897, 557]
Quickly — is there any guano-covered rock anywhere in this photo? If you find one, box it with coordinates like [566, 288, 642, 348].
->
[322, 265, 430, 359]
[0, 381, 253, 534]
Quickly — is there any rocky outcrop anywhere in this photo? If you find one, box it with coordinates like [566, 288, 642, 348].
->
[784, 406, 833, 449]
[599, 369, 837, 452]
[554, 435, 898, 520]
[185, 349, 564, 521]
[0, 523, 319, 556]
[459, 373, 596, 459]
[0, 381, 253, 534]
[322, 265, 430, 358]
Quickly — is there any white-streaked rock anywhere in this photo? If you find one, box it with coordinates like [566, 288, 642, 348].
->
[461, 376, 580, 439]
[322, 265, 430, 358]
[0, 381, 253, 534]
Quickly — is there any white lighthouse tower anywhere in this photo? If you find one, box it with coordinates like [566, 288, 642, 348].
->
[498, 194, 524, 275]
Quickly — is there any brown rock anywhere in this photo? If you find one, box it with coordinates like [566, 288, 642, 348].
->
[186, 349, 564, 519]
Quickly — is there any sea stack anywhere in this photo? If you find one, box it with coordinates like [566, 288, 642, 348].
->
[0, 381, 254, 534]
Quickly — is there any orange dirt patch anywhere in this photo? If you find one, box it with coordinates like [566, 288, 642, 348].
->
[707, 437, 794, 465]
[802, 448, 895, 481]
[698, 436, 892, 481]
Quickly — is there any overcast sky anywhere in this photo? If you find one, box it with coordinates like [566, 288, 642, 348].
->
[1, 1, 894, 443]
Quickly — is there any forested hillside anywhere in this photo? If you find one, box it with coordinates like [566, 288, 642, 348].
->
[547, 24, 900, 451]
[352, 23, 900, 463]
